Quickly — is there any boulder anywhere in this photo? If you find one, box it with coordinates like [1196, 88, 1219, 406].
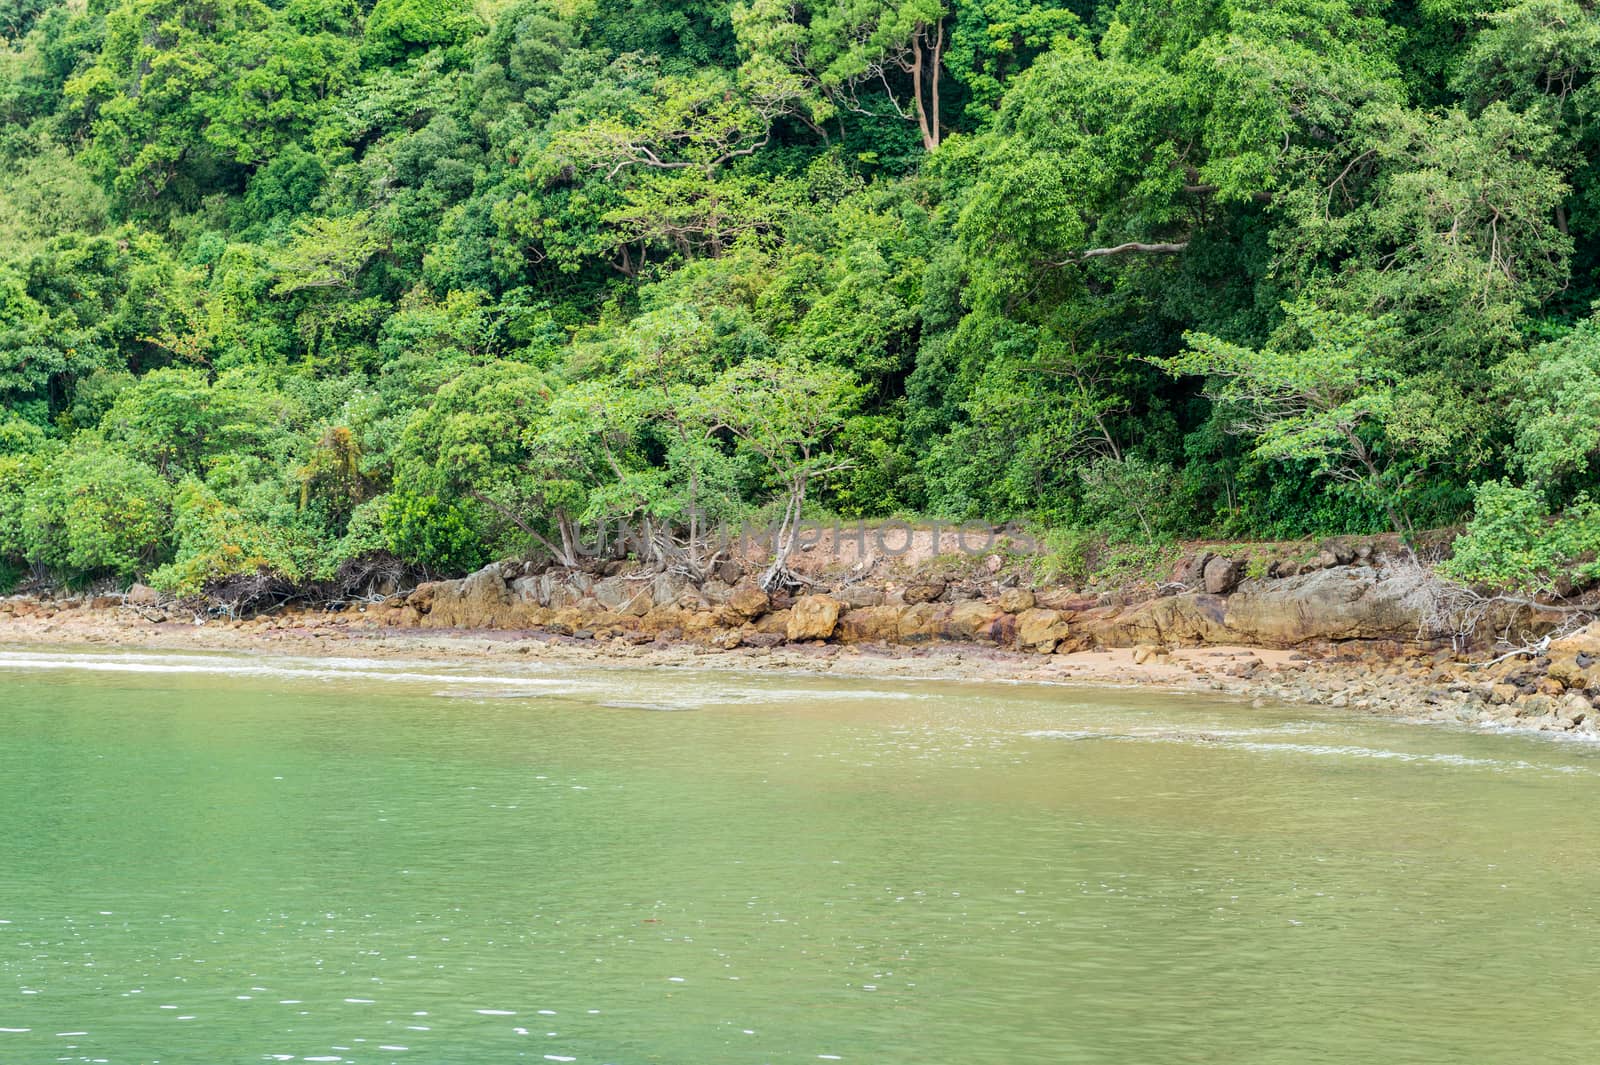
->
[903, 579, 947, 604]
[836, 605, 903, 644]
[725, 583, 771, 620]
[944, 600, 1005, 642]
[754, 609, 792, 636]
[593, 576, 653, 616]
[1016, 607, 1071, 653]
[896, 603, 947, 643]
[1546, 624, 1600, 689]
[1203, 556, 1243, 595]
[1171, 552, 1213, 586]
[1080, 564, 1513, 649]
[127, 583, 160, 606]
[837, 584, 885, 609]
[786, 595, 841, 641]
[997, 587, 1035, 613]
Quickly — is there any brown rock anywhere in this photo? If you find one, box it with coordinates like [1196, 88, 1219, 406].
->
[786, 595, 841, 641]
[127, 583, 160, 606]
[1545, 623, 1600, 689]
[836, 584, 885, 609]
[1171, 552, 1212, 586]
[725, 583, 771, 620]
[903, 579, 947, 605]
[944, 600, 1005, 642]
[754, 610, 791, 636]
[896, 603, 946, 643]
[1203, 556, 1243, 595]
[1016, 608, 1071, 653]
[997, 587, 1035, 613]
[1516, 693, 1555, 718]
[1081, 565, 1475, 649]
[836, 605, 904, 644]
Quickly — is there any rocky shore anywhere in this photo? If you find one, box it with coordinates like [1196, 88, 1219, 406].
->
[5, 539, 1599, 738]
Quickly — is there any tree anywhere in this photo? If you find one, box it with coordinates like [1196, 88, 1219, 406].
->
[734, 0, 949, 150]
[1156, 304, 1415, 538]
[698, 357, 857, 588]
[22, 442, 174, 578]
[396, 360, 591, 567]
[66, 0, 360, 214]
[362, 0, 480, 66]
[1500, 316, 1600, 497]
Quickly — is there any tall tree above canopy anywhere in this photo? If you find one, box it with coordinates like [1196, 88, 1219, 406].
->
[734, 0, 950, 149]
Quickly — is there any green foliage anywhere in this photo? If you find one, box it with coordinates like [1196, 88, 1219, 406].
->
[6, 0, 1600, 600]
[22, 443, 173, 578]
[363, 0, 481, 66]
[148, 477, 317, 596]
[376, 489, 485, 573]
[1440, 480, 1600, 594]
[1500, 318, 1600, 494]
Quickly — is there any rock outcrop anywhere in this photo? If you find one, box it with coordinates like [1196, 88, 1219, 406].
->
[377, 551, 1557, 657]
[1079, 565, 1451, 649]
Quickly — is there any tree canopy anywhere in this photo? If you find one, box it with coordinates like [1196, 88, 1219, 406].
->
[3, 0, 1600, 595]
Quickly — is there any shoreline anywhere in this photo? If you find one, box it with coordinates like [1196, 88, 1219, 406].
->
[3, 601, 1593, 742]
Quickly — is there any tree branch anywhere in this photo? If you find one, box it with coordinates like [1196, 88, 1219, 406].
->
[1051, 241, 1189, 266]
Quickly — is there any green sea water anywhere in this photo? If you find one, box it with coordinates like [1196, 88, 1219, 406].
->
[2, 647, 1598, 1064]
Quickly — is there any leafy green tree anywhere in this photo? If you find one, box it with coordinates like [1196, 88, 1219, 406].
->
[67, 0, 360, 214]
[373, 489, 486, 574]
[148, 475, 320, 597]
[1, 0, 53, 42]
[1158, 305, 1415, 537]
[1499, 315, 1600, 497]
[735, 0, 949, 149]
[698, 356, 857, 588]
[1440, 479, 1600, 594]
[396, 359, 592, 566]
[22, 442, 173, 578]
[362, 0, 480, 66]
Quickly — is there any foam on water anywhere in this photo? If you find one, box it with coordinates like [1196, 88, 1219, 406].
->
[0, 649, 924, 710]
[1027, 725, 1595, 776]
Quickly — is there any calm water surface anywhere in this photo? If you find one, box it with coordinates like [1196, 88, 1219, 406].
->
[2, 647, 1598, 1064]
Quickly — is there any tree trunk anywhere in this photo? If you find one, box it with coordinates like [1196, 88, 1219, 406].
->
[910, 22, 943, 152]
[760, 477, 807, 591]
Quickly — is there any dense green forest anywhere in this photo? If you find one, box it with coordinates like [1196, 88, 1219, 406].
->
[3, 0, 1600, 597]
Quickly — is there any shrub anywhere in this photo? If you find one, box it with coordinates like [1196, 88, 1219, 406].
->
[379, 490, 486, 575]
[21, 445, 172, 578]
[1440, 480, 1600, 594]
[147, 479, 312, 597]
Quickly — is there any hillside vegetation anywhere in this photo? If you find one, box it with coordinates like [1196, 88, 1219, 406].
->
[4, 0, 1600, 598]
